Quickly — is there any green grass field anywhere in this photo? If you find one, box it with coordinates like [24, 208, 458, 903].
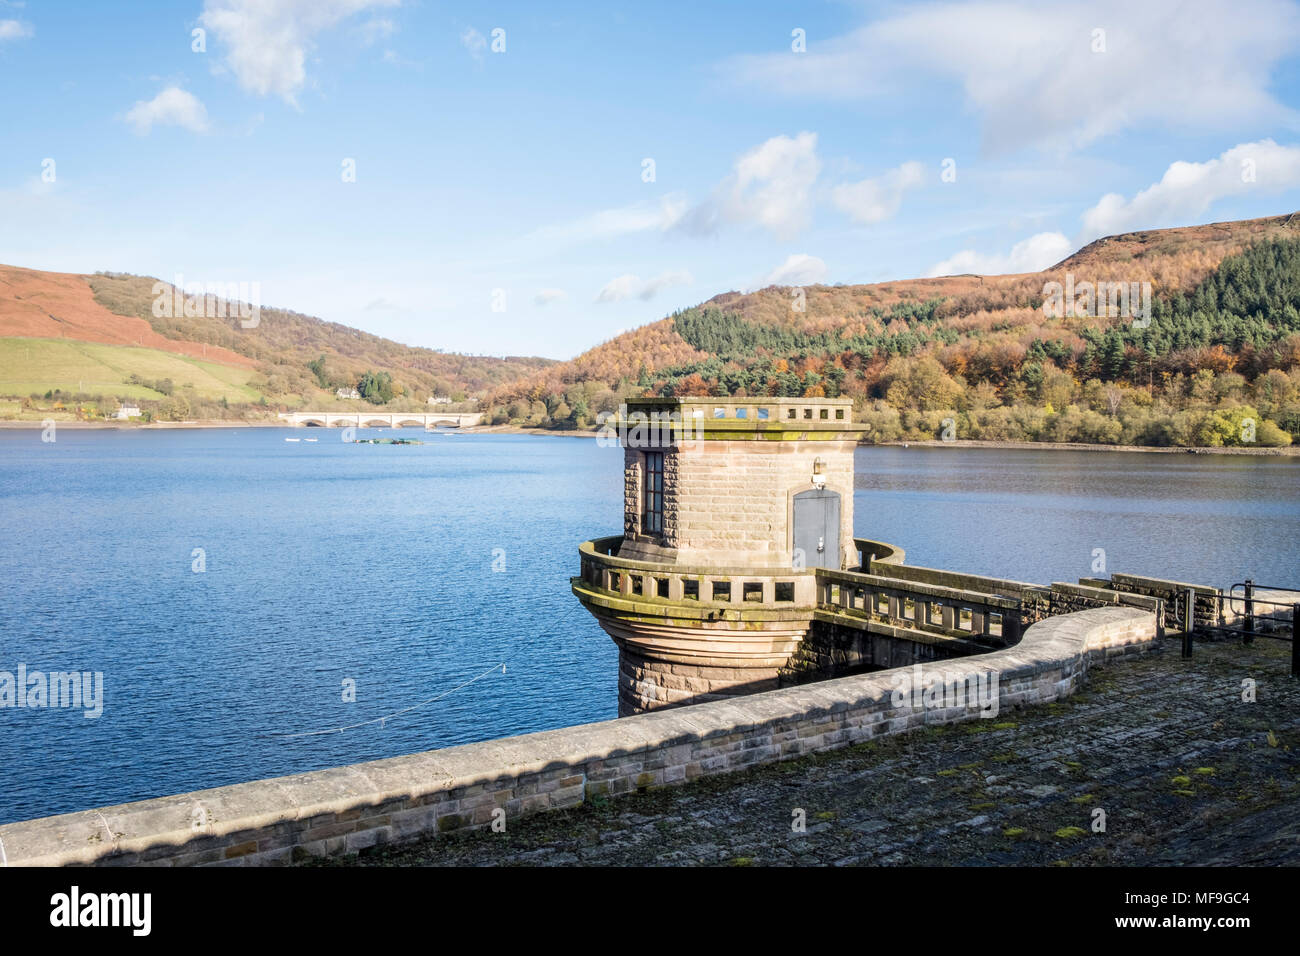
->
[0, 337, 263, 402]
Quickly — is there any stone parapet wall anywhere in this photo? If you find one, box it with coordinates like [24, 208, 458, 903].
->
[0, 606, 1157, 867]
[866, 561, 1044, 600]
[1088, 572, 1221, 631]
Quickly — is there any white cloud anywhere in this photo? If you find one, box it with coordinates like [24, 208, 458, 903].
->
[640, 270, 694, 300]
[926, 232, 1072, 277]
[0, 19, 32, 41]
[460, 26, 486, 59]
[124, 87, 210, 135]
[199, 0, 400, 104]
[595, 275, 641, 303]
[680, 132, 821, 239]
[1081, 139, 1300, 239]
[721, 0, 1300, 154]
[538, 135, 821, 245]
[532, 194, 687, 244]
[595, 270, 693, 303]
[359, 17, 396, 45]
[381, 48, 419, 68]
[533, 288, 567, 306]
[753, 254, 828, 289]
[831, 161, 926, 224]
[928, 138, 1300, 279]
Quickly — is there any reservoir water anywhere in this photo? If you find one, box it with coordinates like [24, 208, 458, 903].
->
[1, 428, 1296, 824]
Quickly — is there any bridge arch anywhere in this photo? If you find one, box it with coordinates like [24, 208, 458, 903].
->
[278, 411, 482, 428]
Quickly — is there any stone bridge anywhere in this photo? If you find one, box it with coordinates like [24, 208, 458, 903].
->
[278, 411, 483, 428]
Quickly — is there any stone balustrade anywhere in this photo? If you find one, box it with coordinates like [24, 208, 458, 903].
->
[580, 536, 1021, 645]
[816, 567, 1025, 645]
[578, 536, 819, 609]
[574, 537, 1171, 714]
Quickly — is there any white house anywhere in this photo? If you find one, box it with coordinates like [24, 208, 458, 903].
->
[336, 387, 360, 400]
[114, 405, 141, 420]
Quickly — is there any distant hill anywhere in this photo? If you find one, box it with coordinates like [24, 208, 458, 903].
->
[0, 264, 555, 417]
[487, 212, 1300, 447]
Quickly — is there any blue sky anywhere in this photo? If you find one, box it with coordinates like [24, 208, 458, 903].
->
[2, 0, 1300, 359]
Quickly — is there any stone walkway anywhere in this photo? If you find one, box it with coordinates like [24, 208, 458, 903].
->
[318, 637, 1300, 866]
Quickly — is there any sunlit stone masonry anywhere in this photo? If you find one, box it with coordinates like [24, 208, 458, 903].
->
[574, 397, 885, 714]
[572, 397, 1177, 716]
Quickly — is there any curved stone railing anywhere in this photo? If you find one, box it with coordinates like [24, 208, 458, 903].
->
[578, 536, 819, 608]
[0, 605, 1156, 866]
[854, 537, 905, 568]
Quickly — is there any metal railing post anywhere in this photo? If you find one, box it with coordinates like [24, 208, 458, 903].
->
[1292, 604, 1299, 679]
[1244, 579, 1255, 645]
[1182, 587, 1194, 658]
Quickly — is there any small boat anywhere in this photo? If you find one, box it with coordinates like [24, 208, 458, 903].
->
[285, 438, 301, 442]
[304, 438, 318, 442]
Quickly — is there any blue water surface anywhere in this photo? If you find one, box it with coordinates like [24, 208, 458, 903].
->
[0, 430, 1296, 823]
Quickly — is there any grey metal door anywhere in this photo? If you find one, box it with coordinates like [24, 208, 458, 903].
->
[793, 488, 841, 569]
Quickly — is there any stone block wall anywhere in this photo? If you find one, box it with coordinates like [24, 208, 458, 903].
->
[618, 647, 783, 715]
[621, 439, 857, 568]
[1093, 573, 1220, 631]
[0, 606, 1157, 867]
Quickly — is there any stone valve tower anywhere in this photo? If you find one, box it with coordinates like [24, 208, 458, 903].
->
[573, 397, 867, 715]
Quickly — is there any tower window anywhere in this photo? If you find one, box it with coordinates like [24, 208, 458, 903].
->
[642, 451, 664, 534]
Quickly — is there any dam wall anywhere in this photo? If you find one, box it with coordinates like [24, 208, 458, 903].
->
[0, 605, 1157, 867]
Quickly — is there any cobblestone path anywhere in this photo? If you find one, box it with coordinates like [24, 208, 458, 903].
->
[322, 638, 1300, 866]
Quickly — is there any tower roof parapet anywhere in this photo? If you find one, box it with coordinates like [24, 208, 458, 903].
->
[606, 396, 862, 444]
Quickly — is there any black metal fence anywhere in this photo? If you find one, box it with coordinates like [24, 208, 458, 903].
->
[1183, 580, 1298, 676]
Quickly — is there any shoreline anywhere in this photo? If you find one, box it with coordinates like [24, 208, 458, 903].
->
[0, 419, 1294, 455]
[0, 419, 284, 429]
[466, 424, 602, 438]
[0, 419, 605, 437]
[875, 438, 1300, 457]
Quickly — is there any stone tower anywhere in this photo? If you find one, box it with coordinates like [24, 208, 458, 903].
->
[573, 397, 866, 714]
